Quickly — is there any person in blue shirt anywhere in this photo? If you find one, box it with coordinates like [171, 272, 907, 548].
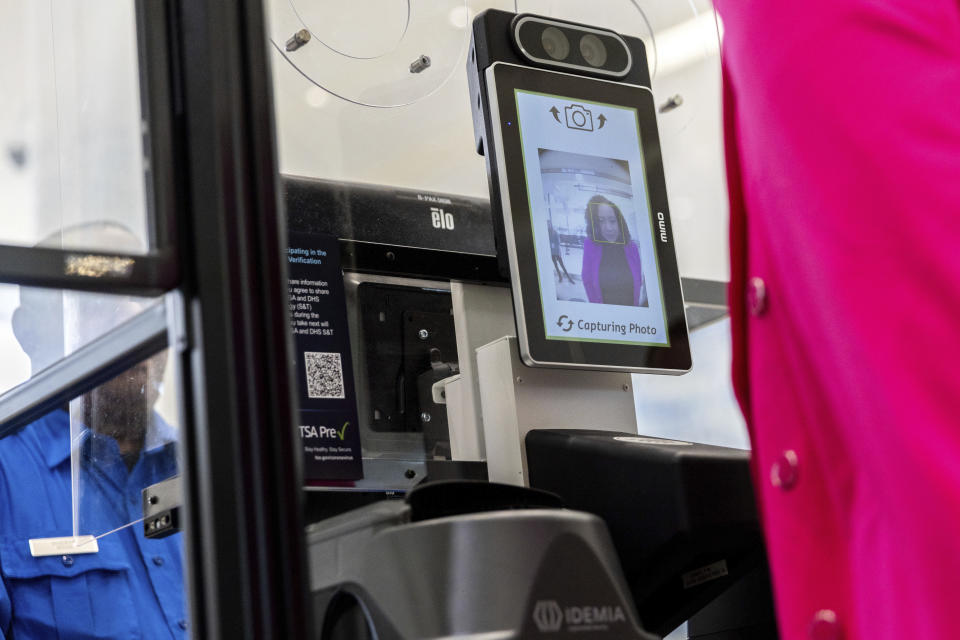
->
[0, 229, 187, 638]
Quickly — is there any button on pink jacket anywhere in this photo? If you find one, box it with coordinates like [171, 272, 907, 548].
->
[715, 1, 960, 638]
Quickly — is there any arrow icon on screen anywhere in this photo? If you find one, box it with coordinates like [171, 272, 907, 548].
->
[597, 114, 607, 129]
[549, 106, 561, 123]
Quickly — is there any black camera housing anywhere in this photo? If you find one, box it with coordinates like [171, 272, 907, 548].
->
[512, 15, 633, 78]
[468, 10, 652, 153]
[467, 9, 652, 277]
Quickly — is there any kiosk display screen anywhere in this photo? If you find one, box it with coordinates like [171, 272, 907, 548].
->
[514, 89, 668, 346]
[487, 63, 690, 372]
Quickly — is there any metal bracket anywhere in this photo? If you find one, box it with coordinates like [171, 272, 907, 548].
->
[681, 278, 728, 330]
[143, 475, 183, 539]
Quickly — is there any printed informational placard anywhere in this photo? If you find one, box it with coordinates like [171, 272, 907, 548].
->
[287, 231, 363, 481]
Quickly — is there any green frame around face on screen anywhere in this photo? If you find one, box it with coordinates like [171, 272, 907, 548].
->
[486, 63, 690, 373]
[513, 88, 670, 349]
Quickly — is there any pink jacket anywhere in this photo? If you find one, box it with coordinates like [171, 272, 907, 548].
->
[717, 1, 960, 638]
[581, 236, 644, 305]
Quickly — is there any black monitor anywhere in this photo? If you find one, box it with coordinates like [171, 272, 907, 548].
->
[525, 429, 777, 638]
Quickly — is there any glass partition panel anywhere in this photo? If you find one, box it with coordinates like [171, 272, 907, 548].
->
[269, 0, 725, 278]
[70, 348, 180, 538]
[0, 283, 159, 397]
[268, 0, 727, 483]
[267, 3, 738, 638]
[268, 0, 481, 196]
[0, 284, 32, 395]
[0, 1, 152, 253]
[633, 317, 746, 449]
[0, 348, 188, 638]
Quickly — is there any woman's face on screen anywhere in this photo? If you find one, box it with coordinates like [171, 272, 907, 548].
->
[596, 205, 621, 242]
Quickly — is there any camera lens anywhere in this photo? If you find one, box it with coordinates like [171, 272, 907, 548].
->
[579, 34, 608, 68]
[541, 26, 570, 61]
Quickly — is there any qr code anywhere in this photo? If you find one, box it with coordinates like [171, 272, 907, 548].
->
[304, 352, 345, 399]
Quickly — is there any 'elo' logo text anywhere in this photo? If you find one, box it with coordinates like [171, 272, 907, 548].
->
[430, 207, 455, 230]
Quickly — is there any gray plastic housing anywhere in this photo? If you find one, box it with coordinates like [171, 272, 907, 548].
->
[307, 502, 659, 639]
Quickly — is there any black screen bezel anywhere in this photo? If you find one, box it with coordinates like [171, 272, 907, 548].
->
[490, 63, 690, 372]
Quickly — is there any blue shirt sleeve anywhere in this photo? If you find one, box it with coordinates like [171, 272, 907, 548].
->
[0, 464, 11, 640]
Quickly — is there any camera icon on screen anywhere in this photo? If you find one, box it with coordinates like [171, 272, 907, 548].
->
[564, 104, 594, 131]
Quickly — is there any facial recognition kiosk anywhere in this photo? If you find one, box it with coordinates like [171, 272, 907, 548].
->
[468, 11, 691, 374]
[269, 5, 774, 639]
